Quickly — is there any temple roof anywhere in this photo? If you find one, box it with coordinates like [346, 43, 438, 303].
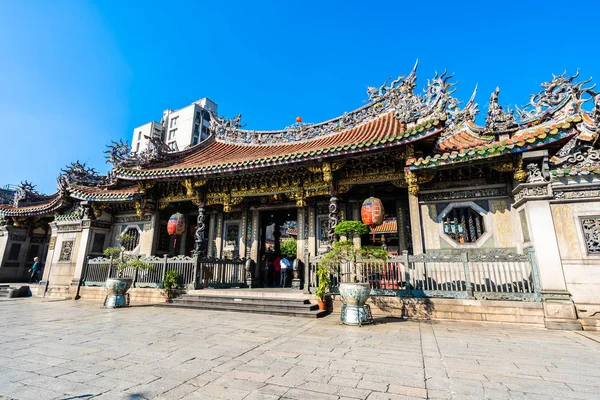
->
[116, 112, 444, 179]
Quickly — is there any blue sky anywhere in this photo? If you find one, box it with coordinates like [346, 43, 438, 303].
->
[1, 0, 598, 193]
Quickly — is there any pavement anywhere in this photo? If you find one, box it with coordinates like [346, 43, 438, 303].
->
[1, 298, 600, 400]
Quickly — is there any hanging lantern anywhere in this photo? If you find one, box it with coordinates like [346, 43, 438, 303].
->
[167, 212, 186, 236]
[361, 197, 384, 226]
[296, 116, 302, 123]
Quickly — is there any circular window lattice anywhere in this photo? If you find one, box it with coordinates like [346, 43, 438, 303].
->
[122, 228, 140, 251]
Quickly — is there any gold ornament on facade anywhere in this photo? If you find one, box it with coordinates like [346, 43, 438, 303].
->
[182, 178, 207, 197]
[135, 199, 147, 217]
[417, 171, 436, 184]
[322, 162, 333, 183]
[137, 181, 155, 195]
[12, 217, 27, 227]
[405, 170, 419, 195]
[490, 160, 515, 173]
[513, 157, 528, 182]
[92, 203, 107, 218]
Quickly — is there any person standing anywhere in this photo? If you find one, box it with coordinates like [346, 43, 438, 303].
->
[273, 255, 282, 287]
[280, 256, 291, 288]
[28, 257, 41, 284]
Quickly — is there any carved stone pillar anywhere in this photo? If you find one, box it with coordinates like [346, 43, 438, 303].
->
[214, 211, 224, 258]
[192, 203, 207, 258]
[407, 191, 423, 255]
[250, 210, 260, 265]
[328, 193, 339, 246]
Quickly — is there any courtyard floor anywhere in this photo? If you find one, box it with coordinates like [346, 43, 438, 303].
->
[1, 299, 600, 400]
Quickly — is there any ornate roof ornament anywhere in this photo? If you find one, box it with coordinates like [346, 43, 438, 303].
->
[516, 71, 596, 122]
[550, 144, 600, 176]
[446, 85, 479, 130]
[61, 161, 101, 185]
[105, 136, 174, 169]
[12, 186, 26, 208]
[485, 87, 518, 133]
[211, 60, 457, 146]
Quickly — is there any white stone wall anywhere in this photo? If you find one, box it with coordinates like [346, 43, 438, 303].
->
[551, 201, 600, 308]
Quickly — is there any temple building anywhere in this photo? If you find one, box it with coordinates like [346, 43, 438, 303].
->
[1, 63, 599, 330]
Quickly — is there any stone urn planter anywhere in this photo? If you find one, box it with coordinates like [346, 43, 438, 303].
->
[338, 282, 371, 325]
[104, 278, 133, 308]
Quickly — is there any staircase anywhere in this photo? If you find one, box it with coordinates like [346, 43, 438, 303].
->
[0, 284, 30, 298]
[162, 289, 327, 318]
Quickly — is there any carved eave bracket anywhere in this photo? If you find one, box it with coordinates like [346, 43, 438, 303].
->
[404, 169, 436, 195]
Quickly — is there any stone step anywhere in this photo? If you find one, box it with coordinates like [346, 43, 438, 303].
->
[160, 302, 327, 318]
[186, 289, 310, 299]
[173, 297, 318, 311]
[177, 294, 311, 306]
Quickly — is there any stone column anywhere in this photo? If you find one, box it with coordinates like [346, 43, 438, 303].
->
[522, 196, 581, 330]
[214, 211, 224, 258]
[513, 150, 581, 330]
[0, 222, 10, 269]
[328, 193, 339, 246]
[239, 207, 248, 259]
[296, 207, 306, 264]
[207, 211, 216, 257]
[407, 191, 423, 255]
[307, 203, 316, 258]
[139, 212, 159, 256]
[250, 210, 260, 265]
[71, 218, 93, 288]
[192, 203, 207, 258]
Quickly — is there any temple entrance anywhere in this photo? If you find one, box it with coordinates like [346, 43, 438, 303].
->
[259, 208, 297, 288]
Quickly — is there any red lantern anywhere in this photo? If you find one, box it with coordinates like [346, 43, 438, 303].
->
[167, 212, 186, 236]
[296, 116, 302, 123]
[361, 197, 384, 226]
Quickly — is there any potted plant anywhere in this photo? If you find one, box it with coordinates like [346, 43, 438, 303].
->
[319, 220, 388, 325]
[315, 265, 330, 311]
[162, 270, 179, 302]
[103, 233, 153, 308]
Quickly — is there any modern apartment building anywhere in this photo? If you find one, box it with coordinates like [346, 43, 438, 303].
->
[132, 97, 218, 153]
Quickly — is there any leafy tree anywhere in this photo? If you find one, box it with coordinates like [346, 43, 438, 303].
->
[334, 220, 369, 237]
[280, 238, 297, 259]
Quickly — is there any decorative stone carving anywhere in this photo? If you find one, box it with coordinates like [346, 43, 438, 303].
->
[526, 163, 546, 183]
[328, 195, 339, 246]
[581, 217, 600, 254]
[485, 87, 517, 133]
[516, 71, 595, 121]
[59, 240, 74, 262]
[554, 189, 600, 200]
[114, 215, 152, 223]
[192, 204, 206, 257]
[513, 184, 549, 204]
[551, 145, 600, 176]
[419, 187, 508, 202]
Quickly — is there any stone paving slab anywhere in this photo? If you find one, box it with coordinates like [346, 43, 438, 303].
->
[1, 298, 600, 399]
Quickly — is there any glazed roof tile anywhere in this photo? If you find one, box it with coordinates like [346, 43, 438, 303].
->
[371, 220, 397, 234]
[0, 193, 64, 217]
[407, 116, 582, 169]
[69, 185, 140, 201]
[116, 112, 444, 180]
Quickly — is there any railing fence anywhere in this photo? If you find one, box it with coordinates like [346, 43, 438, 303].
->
[308, 249, 541, 301]
[83, 255, 247, 289]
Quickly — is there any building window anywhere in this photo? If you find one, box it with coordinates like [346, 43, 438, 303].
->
[195, 111, 201, 121]
[192, 135, 199, 145]
[137, 131, 142, 140]
[203, 110, 210, 121]
[59, 240, 74, 262]
[581, 217, 600, 254]
[168, 142, 177, 150]
[136, 142, 140, 152]
[442, 207, 485, 244]
[169, 129, 177, 139]
[171, 117, 178, 127]
[194, 124, 200, 134]
[120, 228, 140, 251]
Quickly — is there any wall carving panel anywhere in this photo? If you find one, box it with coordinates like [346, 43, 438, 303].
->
[59, 240, 74, 262]
[581, 216, 600, 255]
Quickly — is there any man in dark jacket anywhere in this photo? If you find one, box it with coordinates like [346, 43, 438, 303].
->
[28, 257, 41, 284]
